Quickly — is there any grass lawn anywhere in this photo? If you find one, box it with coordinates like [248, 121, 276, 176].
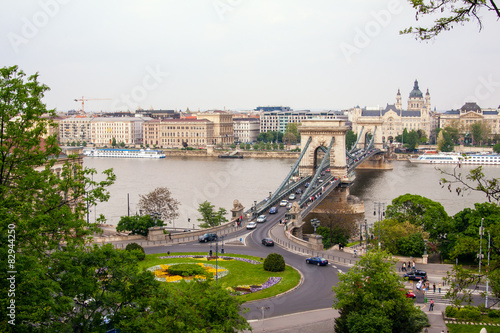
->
[447, 324, 500, 333]
[138, 252, 301, 302]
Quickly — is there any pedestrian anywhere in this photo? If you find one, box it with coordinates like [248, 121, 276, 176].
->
[429, 299, 434, 311]
[438, 282, 442, 293]
[168, 233, 172, 241]
[402, 262, 406, 272]
[433, 283, 436, 293]
[408, 261, 411, 270]
[412, 260, 416, 270]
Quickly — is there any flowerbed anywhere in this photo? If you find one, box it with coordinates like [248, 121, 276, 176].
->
[229, 277, 282, 295]
[147, 263, 229, 282]
[158, 255, 261, 265]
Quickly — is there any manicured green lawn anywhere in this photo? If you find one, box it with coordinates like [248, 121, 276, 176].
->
[138, 252, 301, 302]
[447, 324, 500, 333]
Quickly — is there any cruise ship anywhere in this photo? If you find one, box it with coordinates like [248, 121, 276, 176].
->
[409, 151, 500, 165]
[84, 148, 166, 159]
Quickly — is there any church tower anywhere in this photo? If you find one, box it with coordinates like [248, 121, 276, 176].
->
[396, 89, 402, 110]
[407, 79, 424, 111]
[425, 89, 431, 111]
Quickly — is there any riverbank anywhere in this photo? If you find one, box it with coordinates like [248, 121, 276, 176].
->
[161, 148, 300, 159]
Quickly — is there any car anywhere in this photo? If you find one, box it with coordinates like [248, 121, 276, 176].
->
[256, 215, 267, 223]
[288, 193, 296, 200]
[404, 270, 427, 281]
[321, 171, 326, 176]
[305, 257, 328, 266]
[296, 188, 303, 194]
[406, 290, 416, 299]
[269, 207, 278, 214]
[305, 182, 310, 188]
[286, 202, 293, 210]
[262, 238, 274, 246]
[246, 222, 257, 230]
[198, 233, 217, 243]
[280, 200, 288, 207]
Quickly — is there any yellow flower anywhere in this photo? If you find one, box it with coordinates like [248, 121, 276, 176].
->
[160, 264, 169, 270]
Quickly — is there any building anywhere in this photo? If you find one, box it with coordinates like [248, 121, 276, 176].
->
[439, 102, 500, 139]
[136, 109, 179, 119]
[91, 117, 146, 146]
[59, 116, 93, 145]
[259, 110, 347, 133]
[143, 118, 214, 148]
[196, 111, 233, 145]
[350, 80, 432, 142]
[233, 117, 260, 143]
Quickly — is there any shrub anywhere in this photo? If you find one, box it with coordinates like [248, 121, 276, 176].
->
[263, 253, 285, 272]
[488, 309, 500, 318]
[125, 242, 145, 261]
[445, 306, 458, 318]
[168, 264, 209, 278]
[456, 306, 481, 321]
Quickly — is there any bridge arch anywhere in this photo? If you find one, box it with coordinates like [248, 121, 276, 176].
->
[298, 120, 348, 179]
[354, 119, 384, 150]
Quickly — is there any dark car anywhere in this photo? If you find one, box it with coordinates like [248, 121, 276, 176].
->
[269, 207, 278, 214]
[198, 233, 217, 243]
[296, 188, 303, 194]
[404, 270, 427, 281]
[306, 257, 328, 266]
[262, 238, 274, 246]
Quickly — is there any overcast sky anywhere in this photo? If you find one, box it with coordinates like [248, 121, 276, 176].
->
[2, 1, 499, 113]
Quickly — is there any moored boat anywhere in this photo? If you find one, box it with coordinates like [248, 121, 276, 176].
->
[84, 148, 165, 159]
[409, 150, 500, 165]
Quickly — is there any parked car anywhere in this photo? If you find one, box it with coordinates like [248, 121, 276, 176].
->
[246, 222, 257, 230]
[262, 238, 274, 246]
[288, 193, 296, 200]
[280, 200, 288, 207]
[198, 233, 217, 243]
[305, 257, 328, 266]
[256, 215, 267, 223]
[269, 207, 278, 214]
[404, 270, 427, 281]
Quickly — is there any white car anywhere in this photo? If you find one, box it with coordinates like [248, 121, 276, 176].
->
[246, 222, 257, 230]
[256, 215, 267, 223]
[280, 200, 288, 207]
[288, 193, 296, 200]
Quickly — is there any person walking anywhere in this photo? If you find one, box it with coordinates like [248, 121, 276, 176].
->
[412, 260, 416, 270]
[438, 282, 442, 293]
[408, 260, 411, 270]
[429, 299, 434, 311]
[402, 262, 406, 272]
[168, 233, 172, 242]
[433, 283, 436, 293]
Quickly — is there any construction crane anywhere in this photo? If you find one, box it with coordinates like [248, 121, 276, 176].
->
[74, 96, 111, 114]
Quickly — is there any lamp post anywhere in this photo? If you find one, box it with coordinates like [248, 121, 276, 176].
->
[310, 218, 321, 234]
[373, 202, 386, 249]
[424, 239, 428, 256]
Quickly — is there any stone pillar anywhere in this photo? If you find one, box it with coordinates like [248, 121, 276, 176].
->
[230, 200, 244, 221]
[307, 234, 324, 251]
[422, 254, 428, 265]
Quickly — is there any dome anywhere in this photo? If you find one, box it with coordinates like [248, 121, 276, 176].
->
[409, 80, 423, 98]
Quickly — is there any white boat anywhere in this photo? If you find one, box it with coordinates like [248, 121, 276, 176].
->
[409, 150, 500, 165]
[84, 148, 165, 159]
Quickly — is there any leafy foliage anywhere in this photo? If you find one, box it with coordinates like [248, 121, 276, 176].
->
[444, 265, 481, 308]
[117, 214, 163, 236]
[167, 264, 210, 278]
[333, 251, 428, 333]
[197, 200, 228, 228]
[345, 130, 357, 151]
[137, 187, 179, 223]
[377, 219, 427, 255]
[263, 253, 285, 272]
[125, 242, 146, 261]
[401, 0, 500, 40]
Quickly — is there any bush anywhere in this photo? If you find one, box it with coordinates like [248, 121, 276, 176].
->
[125, 243, 145, 261]
[263, 253, 285, 272]
[458, 306, 481, 321]
[168, 264, 209, 278]
[488, 309, 500, 318]
[445, 306, 458, 318]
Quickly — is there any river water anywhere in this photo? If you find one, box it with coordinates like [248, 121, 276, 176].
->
[84, 156, 499, 229]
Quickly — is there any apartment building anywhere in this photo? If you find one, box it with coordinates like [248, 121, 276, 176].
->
[233, 117, 260, 143]
[91, 117, 146, 146]
[196, 111, 233, 145]
[143, 118, 214, 148]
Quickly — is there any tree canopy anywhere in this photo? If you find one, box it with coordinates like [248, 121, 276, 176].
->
[402, 0, 500, 40]
[333, 251, 428, 333]
[197, 200, 228, 228]
[117, 214, 163, 236]
[137, 187, 179, 223]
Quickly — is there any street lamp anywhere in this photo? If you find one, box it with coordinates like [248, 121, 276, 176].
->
[424, 239, 428, 256]
[373, 202, 386, 249]
[310, 218, 321, 234]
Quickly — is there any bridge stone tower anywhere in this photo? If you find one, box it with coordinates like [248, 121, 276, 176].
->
[298, 120, 348, 179]
[355, 119, 384, 150]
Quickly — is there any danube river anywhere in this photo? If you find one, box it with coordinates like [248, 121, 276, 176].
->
[84, 156, 499, 229]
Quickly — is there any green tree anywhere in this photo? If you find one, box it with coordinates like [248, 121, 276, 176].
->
[111, 137, 117, 147]
[239, 142, 245, 150]
[437, 129, 454, 152]
[416, 129, 428, 144]
[333, 251, 428, 333]
[117, 214, 163, 236]
[494, 142, 500, 153]
[469, 121, 490, 145]
[0, 66, 116, 331]
[284, 123, 300, 143]
[444, 123, 461, 144]
[401, 0, 500, 40]
[120, 141, 125, 148]
[245, 143, 251, 150]
[230, 143, 236, 149]
[137, 187, 179, 223]
[197, 200, 228, 228]
[345, 130, 358, 150]
[377, 219, 427, 255]
[386, 194, 450, 242]
[405, 129, 420, 151]
[283, 132, 298, 145]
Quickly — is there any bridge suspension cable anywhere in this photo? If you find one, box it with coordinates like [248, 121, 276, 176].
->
[366, 126, 377, 150]
[349, 126, 364, 154]
[267, 136, 312, 206]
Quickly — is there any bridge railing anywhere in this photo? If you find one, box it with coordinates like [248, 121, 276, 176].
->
[256, 176, 311, 216]
[300, 177, 341, 218]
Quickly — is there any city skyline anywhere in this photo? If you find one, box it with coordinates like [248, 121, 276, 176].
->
[2, 1, 499, 113]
